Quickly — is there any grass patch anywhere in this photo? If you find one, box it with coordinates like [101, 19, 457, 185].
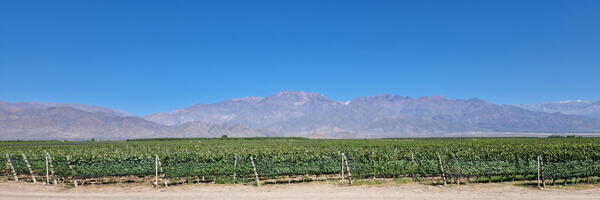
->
[536, 183, 599, 190]
[394, 178, 412, 184]
[63, 183, 75, 189]
[473, 175, 538, 183]
[353, 179, 387, 186]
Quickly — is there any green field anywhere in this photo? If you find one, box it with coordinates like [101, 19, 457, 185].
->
[2, 137, 600, 185]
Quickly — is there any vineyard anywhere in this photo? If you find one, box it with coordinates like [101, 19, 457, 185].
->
[2, 137, 600, 187]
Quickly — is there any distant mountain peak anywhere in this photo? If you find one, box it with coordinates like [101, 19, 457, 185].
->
[230, 96, 265, 102]
[353, 94, 454, 104]
[271, 91, 324, 99]
[0, 100, 134, 117]
[352, 94, 410, 103]
[275, 90, 308, 96]
[515, 100, 600, 119]
[417, 95, 448, 101]
[264, 91, 337, 105]
[559, 100, 586, 103]
[432, 94, 447, 99]
[465, 98, 488, 103]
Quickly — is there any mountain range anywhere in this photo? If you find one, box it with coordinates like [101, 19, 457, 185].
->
[0, 101, 277, 140]
[2, 92, 600, 140]
[515, 100, 600, 119]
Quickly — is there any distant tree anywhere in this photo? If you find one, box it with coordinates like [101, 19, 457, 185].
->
[221, 135, 228, 140]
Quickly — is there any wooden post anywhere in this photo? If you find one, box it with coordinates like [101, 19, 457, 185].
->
[22, 153, 36, 183]
[341, 153, 345, 184]
[540, 155, 545, 188]
[411, 152, 415, 180]
[437, 155, 446, 186]
[67, 155, 77, 187]
[157, 156, 167, 187]
[154, 155, 158, 187]
[250, 156, 259, 186]
[233, 154, 237, 180]
[45, 152, 49, 185]
[46, 153, 57, 185]
[5, 153, 18, 181]
[343, 154, 352, 185]
[338, 151, 341, 179]
[538, 155, 542, 189]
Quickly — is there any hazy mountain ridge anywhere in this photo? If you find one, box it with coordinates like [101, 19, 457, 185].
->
[144, 91, 344, 127]
[171, 122, 279, 138]
[350, 95, 600, 132]
[0, 100, 134, 117]
[0, 106, 163, 140]
[0, 106, 278, 140]
[145, 92, 600, 137]
[266, 101, 471, 138]
[2, 92, 600, 140]
[515, 101, 600, 119]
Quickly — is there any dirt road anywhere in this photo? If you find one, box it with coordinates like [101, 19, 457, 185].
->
[1, 181, 598, 200]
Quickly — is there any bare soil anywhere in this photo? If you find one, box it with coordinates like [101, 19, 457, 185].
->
[1, 181, 599, 200]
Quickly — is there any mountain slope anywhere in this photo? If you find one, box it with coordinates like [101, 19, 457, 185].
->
[267, 101, 470, 138]
[0, 100, 134, 117]
[144, 91, 344, 127]
[171, 122, 279, 138]
[0, 106, 163, 140]
[0, 106, 279, 140]
[146, 92, 600, 137]
[3, 92, 600, 140]
[515, 101, 600, 119]
[352, 94, 600, 133]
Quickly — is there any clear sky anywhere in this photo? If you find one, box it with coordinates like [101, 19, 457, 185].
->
[1, 0, 599, 116]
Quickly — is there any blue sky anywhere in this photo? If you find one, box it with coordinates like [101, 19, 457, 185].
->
[1, 0, 599, 116]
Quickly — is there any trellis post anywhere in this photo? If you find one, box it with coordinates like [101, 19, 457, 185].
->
[154, 155, 158, 187]
[540, 155, 545, 188]
[250, 156, 259, 186]
[343, 153, 352, 185]
[45, 151, 49, 185]
[5, 153, 18, 181]
[341, 153, 345, 184]
[233, 154, 237, 180]
[537, 155, 541, 189]
[437, 155, 446, 186]
[338, 151, 341, 179]
[67, 155, 77, 187]
[22, 153, 35, 183]
[411, 152, 416, 180]
[46, 152, 57, 185]
[157, 156, 167, 187]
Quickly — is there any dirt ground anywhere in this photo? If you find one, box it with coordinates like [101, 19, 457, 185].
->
[1, 181, 599, 200]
